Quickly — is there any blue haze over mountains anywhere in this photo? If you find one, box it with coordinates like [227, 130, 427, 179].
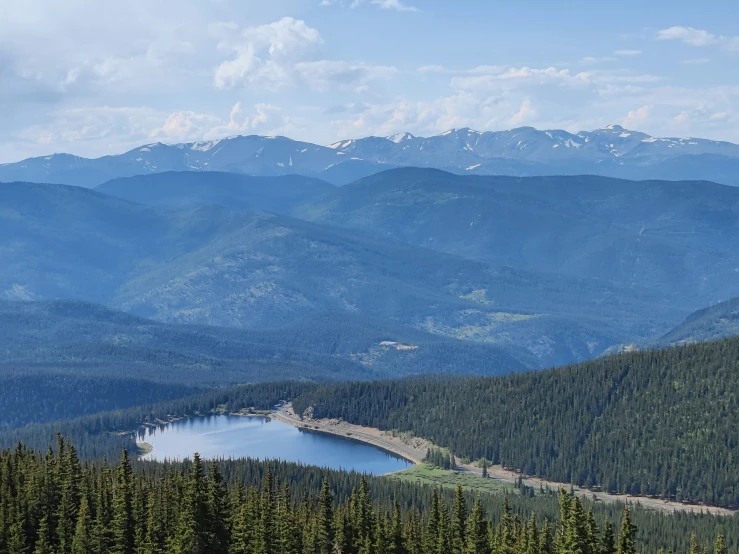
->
[2, 125, 739, 187]
[3, 126, 739, 383]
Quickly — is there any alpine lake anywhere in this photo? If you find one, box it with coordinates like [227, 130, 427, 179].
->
[138, 415, 412, 476]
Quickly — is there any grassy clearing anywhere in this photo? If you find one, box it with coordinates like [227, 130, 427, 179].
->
[384, 464, 521, 496]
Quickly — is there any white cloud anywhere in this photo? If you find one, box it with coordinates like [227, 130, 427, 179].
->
[214, 17, 323, 90]
[1, 2, 738, 161]
[150, 111, 222, 142]
[417, 65, 448, 74]
[579, 56, 617, 65]
[657, 26, 739, 51]
[295, 60, 397, 91]
[15, 106, 165, 153]
[213, 17, 396, 91]
[6, 102, 306, 160]
[145, 102, 308, 144]
[658, 26, 718, 47]
[370, 0, 418, 11]
[321, 0, 418, 11]
[622, 105, 651, 128]
[510, 97, 536, 126]
[326, 59, 739, 145]
[200, 102, 285, 138]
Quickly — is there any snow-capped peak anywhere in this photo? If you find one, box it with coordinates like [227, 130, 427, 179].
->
[387, 132, 416, 144]
[190, 139, 223, 152]
[602, 124, 626, 133]
[327, 140, 355, 150]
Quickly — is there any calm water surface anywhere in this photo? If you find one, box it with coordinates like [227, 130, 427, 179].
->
[139, 415, 411, 475]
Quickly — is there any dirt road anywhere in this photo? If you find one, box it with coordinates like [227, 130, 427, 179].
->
[272, 404, 736, 517]
[272, 403, 428, 464]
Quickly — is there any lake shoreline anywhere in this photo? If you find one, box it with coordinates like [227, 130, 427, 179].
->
[135, 408, 737, 516]
[273, 404, 738, 517]
[136, 411, 413, 474]
[270, 404, 428, 466]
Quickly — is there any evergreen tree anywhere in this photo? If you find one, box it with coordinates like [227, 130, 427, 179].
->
[207, 462, 230, 554]
[405, 509, 423, 554]
[452, 484, 468, 554]
[714, 535, 727, 554]
[689, 533, 700, 554]
[111, 450, 134, 554]
[540, 520, 554, 554]
[526, 514, 539, 554]
[374, 511, 391, 554]
[599, 521, 615, 554]
[258, 464, 275, 554]
[71, 497, 92, 554]
[391, 501, 406, 554]
[7, 518, 28, 554]
[466, 496, 489, 554]
[274, 485, 298, 554]
[564, 498, 588, 554]
[585, 511, 598, 554]
[56, 442, 82, 554]
[437, 498, 452, 554]
[170, 453, 209, 554]
[229, 489, 255, 554]
[33, 516, 53, 554]
[616, 508, 637, 554]
[143, 488, 166, 554]
[425, 489, 441, 554]
[555, 489, 571, 554]
[93, 460, 113, 554]
[0, 439, 729, 554]
[501, 497, 515, 554]
[317, 481, 335, 554]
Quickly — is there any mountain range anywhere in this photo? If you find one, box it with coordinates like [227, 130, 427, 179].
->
[3, 125, 739, 187]
[4, 156, 739, 376]
[1, 174, 694, 369]
[297, 169, 739, 303]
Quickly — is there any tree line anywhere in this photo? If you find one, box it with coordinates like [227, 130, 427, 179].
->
[424, 447, 457, 470]
[0, 372, 201, 430]
[0, 438, 732, 554]
[293, 338, 739, 507]
[0, 381, 317, 460]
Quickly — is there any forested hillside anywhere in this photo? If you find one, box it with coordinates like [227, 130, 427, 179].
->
[0, 371, 200, 430]
[0, 382, 318, 459]
[298, 169, 739, 305]
[0, 439, 735, 554]
[0, 300, 525, 382]
[0, 181, 681, 368]
[0, 300, 528, 429]
[660, 297, 739, 345]
[294, 338, 739, 508]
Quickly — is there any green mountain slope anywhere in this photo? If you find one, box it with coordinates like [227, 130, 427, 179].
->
[0, 300, 525, 384]
[0, 299, 529, 428]
[293, 337, 739, 507]
[113, 211, 681, 367]
[0, 182, 683, 368]
[0, 181, 249, 302]
[659, 297, 739, 345]
[297, 169, 739, 305]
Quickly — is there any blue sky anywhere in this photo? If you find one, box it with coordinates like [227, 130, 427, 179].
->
[1, 0, 738, 162]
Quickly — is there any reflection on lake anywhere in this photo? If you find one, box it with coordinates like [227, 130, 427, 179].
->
[139, 415, 411, 475]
